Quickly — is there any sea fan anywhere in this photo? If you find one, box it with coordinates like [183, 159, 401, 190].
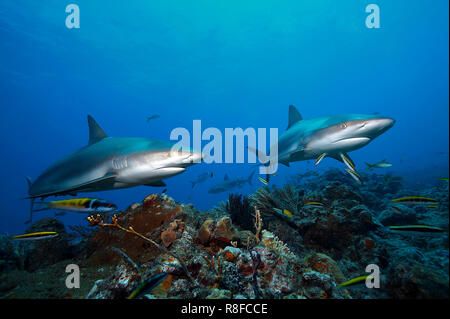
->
[225, 193, 254, 231]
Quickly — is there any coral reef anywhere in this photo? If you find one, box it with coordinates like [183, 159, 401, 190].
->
[0, 168, 448, 299]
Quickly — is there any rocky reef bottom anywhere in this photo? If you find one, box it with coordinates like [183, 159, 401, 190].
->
[0, 169, 448, 299]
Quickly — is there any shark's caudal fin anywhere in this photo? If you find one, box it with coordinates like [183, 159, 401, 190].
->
[365, 162, 373, 170]
[247, 146, 269, 164]
[287, 105, 303, 130]
[191, 181, 196, 188]
[247, 169, 256, 186]
[87, 115, 108, 145]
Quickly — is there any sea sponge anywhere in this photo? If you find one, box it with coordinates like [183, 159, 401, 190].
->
[302, 252, 345, 284]
[197, 219, 214, 244]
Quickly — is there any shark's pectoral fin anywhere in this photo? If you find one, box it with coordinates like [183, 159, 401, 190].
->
[281, 161, 290, 167]
[315, 153, 327, 166]
[25, 173, 117, 199]
[71, 173, 117, 192]
[145, 181, 167, 187]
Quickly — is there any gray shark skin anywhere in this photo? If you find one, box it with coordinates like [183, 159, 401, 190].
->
[208, 170, 255, 194]
[253, 105, 395, 170]
[27, 115, 202, 199]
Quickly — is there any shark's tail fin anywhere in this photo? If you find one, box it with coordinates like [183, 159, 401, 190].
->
[365, 162, 373, 170]
[25, 177, 34, 225]
[248, 169, 256, 186]
[247, 146, 270, 164]
[191, 181, 196, 188]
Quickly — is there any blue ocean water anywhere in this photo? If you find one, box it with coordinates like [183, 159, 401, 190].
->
[0, 0, 448, 235]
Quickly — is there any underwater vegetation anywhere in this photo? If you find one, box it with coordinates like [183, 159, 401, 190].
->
[0, 168, 448, 299]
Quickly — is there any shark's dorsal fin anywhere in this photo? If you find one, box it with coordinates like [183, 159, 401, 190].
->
[224, 174, 229, 181]
[287, 105, 303, 130]
[88, 115, 108, 145]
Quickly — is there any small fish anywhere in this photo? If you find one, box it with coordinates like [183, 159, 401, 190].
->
[258, 176, 268, 185]
[10, 231, 59, 241]
[282, 209, 293, 218]
[303, 200, 324, 207]
[33, 198, 117, 214]
[391, 196, 439, 204]
[146, 114, 160, 122]
[272, 208, 293, 218]
[341, 153, 356, 172]
[365, 160, 392, 170]
[345, 168, 362, 184]
[315, 153, 327, 166]
[162, 188, 167, 194]
[127, 272, 168, 299]
[388, 225, 445, 233]
[338, 275, 373, 288]
[390, 206, 404, 214]
[427, 205, 439, 209]
[439, 177, 449, 182]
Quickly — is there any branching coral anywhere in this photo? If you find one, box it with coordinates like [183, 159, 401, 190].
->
[201, 254, 223, 287]
[253, 206, 262, 244]
[87, 214, 198, 286]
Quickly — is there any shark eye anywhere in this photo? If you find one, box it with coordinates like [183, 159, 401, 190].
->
[341, 123, 348, 129]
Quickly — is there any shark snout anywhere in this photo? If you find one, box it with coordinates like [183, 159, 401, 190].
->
[174, 151, 203, 167]
[374, 117, 395, 134]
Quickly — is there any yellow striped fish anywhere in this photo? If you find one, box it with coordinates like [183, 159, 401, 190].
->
[391, 196, 439, 204]
[33, 198, 117, 213]
[345, 168, 362, 184]
[341, 153, 356, 172]
[10, 232, 58, 241]
[282, 209, 293, 218]
[338, 275, 373, 288]
[258, 177, 268, 185]
[303, 201, 324, 207]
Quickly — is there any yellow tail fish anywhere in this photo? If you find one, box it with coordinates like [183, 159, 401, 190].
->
[10, 232, 59, 241]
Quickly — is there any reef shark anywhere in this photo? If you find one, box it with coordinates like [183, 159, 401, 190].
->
[26, 115, 202, 221]
[208, 170, 255, 194]
[251, 105, 395, 174]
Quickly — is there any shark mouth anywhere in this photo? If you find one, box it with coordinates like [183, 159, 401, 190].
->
[333, 137, 371, 143]
[331, 137, 372, 149]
